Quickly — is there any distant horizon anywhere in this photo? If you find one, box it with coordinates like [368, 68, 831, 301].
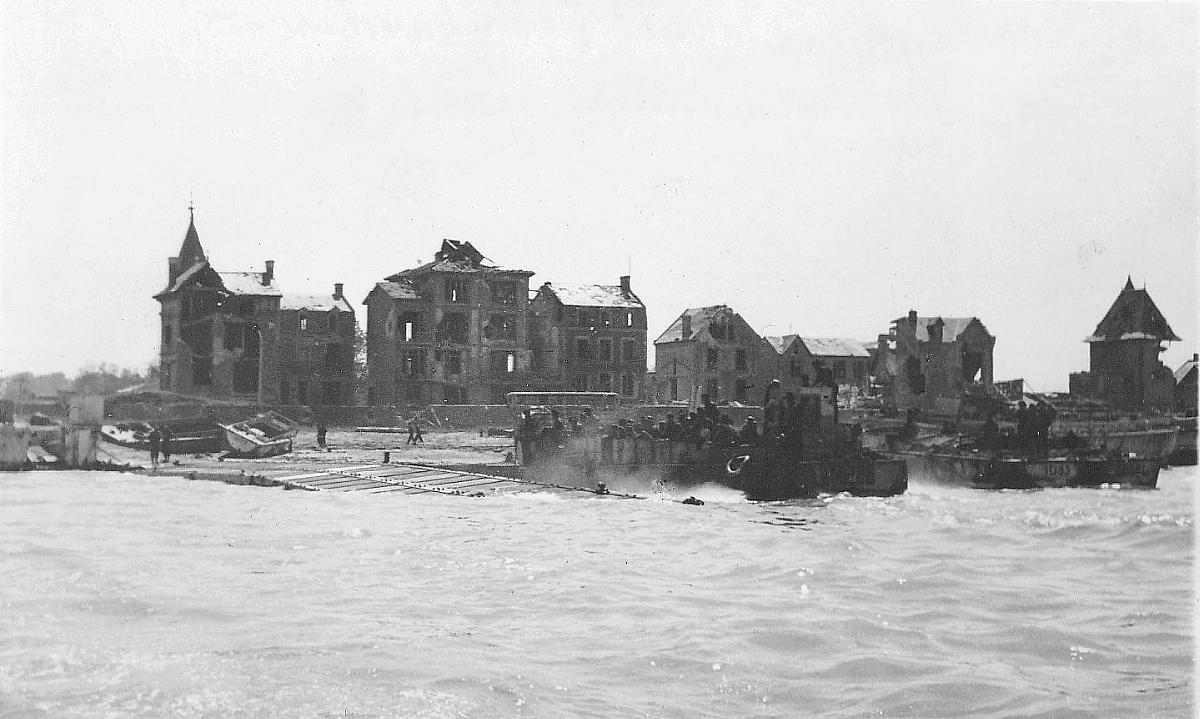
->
[2, 3, 1196, 391]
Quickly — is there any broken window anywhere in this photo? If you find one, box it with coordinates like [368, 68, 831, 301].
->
[905, 356, 925, 394]
[445, 350, 462, 375]
[401, 350, 426, 378]
[598, 339, 612, 361]
[162, 324, 172, 346]
[600, 312, 610, 328]
[707, 348, 719, 370]
[735, 379, 748, 403]
[790, 358, 803, 377]
[626, 311, 634, 328]
[436, 313, 468, 344]
[621, 373, 634, 397]
[669, 377, 678, 401]
[576, 338, 591, 359]
[580, 311, 593, 329]
[445, 278, 467, 303]
[710, 323, 726, 340]
[597, 373, 611, 391]
[624, 340, 638, 363]
[323, 381, 342, 404]
[300, 317, 308, 331]
[326, 345, 350, 374]
[490, 281, 517, 305]
[490, 350, 516, 375]
[399, 312, 422, 342]
[161, 364, 172, 390]
[735, 349, 747, 371]
[486, 314, 517, 340]
[834, 361, 847, 380]
[705, 379, 719, 400]
[224, 323, 260, 356]
[961, 348, 984, 382]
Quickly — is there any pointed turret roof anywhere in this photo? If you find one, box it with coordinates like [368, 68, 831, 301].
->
[177, 207, 206, 268]
[1085, 278, 1181, 343]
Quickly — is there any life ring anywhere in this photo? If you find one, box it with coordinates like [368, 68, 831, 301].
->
[727, 455, 750, 476]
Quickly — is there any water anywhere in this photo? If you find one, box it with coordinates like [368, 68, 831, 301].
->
[1, 468, 1193, 718]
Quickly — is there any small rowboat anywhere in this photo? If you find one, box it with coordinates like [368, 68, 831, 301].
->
[220, 411, 298, 458]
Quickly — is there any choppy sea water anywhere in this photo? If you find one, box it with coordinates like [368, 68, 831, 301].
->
[0, 467, 1193, 718]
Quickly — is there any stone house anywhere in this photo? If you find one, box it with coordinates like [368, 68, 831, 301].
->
[528, 277, 648, 399]
[363, 240, 535, 406]
[155, 211, 356, 405]
[764, 335, 872, 394]
[877, 310, 995, 412]
[653, 305, 775, 405]
[1069, 278, 1181, 411]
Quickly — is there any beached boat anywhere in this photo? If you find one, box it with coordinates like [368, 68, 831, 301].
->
[219, 411, 298, 458]
[894, 445, 1160, 489]
[99, 419, 224, 454]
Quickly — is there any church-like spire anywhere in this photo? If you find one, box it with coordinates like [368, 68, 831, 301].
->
[177, 202, 206, 267]
[1123, 275, 1135, 292]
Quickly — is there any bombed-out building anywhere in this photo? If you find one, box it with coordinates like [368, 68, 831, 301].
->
[155, 211, 356, 405]
[528, 277, 648, 398]
[1069, 278, 1180, 411]
[875, 311, 995, 412]
[653, 305, 775, 405]
[764, 336, 872, 395]
[363, 240, 535, 405]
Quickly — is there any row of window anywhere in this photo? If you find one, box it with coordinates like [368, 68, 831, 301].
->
[563, 308, 639, 330]
[667, 377, 751, 403]
[575, 337, 642, 362]
[573, 373, 637, 397]
[396, 349, 518, 378]
[443, 279, 520, 305]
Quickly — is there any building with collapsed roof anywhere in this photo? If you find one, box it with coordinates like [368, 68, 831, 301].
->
[653, 305, 775, 405]
[875, 310, 995, 413]
[155, 211, 356, 405]
[528, 277, 648, 399]
[362, 240, 535, 405]
[1069, 278, 1181, 411]
[764, 335, 872, 395]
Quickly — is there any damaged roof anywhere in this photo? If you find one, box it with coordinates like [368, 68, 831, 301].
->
[764, 335, 870, 357]
[1175, 357, 1198, 384]
[894, 316, 989, 342]
[538, 282, 644, 309]
[280, 293, 355, 312]
[384, 239, 533, 281]
[370, 280, 423, 301]
[217, 271, 282, 296]
[1085, 278, 1180, 343]
[655, 305, 746, 344]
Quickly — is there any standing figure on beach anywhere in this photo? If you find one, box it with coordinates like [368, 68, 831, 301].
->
[147, 427, 162, 466]
[316, 422, 327, 449]
[406, 417, 424, 444]
[160, 428, 172, 464]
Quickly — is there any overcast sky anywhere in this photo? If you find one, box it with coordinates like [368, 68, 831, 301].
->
[2, 2, 1196, 391]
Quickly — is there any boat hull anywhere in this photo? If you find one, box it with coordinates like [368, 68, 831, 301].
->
[898, 450, 1160, 489]
[518, 435, 908, 500]
[99, 421, 224, 454]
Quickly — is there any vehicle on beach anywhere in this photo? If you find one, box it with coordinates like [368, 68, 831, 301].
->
[219, 411, 299, 458]
[99, 419, 225, 454]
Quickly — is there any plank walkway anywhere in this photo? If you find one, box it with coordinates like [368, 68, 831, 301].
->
[268, 462, 643, 499]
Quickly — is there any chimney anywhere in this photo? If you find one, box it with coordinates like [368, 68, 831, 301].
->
[333, 283, 344, 301]
[928, 318, 944, 344]
[907, 309, 918, 328]
[620, 275, 631, 295]
[1194, 353, 1198, 362]
[263, 260, 275, 286]
[681, 314, 692, 339]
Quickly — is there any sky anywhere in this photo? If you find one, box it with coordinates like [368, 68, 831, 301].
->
[1, 2, 1196, 391]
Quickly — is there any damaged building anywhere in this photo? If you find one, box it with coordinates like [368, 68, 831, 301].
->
[653, 305, 775, 404]
[155, 211, 356, 405]
[764, 336, 872, 395]
[528, 277, 648, 399]
[875, 311, 995, 413]
[363, 240, 535, 405]
[1069, 278, 1181, 411]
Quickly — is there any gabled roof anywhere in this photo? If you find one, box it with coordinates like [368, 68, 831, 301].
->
[161, 260, 212, 294]
[217, 271, 282, 297]
[1175, 357, 1198, 384]
[764, 335, 798, 354]
[894, 315, 990, 342]
[280, 293, 355, 312]
[177, 213, 206, 267]
[1085, 278, 1181, 343]
[384, 239, 533, 281]
[655, 305, 752, 344]
[538, 282, 644, 309]
[764, 334, 870, 357]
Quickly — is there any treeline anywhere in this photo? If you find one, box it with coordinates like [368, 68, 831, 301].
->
[0, 363, 158, 400]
